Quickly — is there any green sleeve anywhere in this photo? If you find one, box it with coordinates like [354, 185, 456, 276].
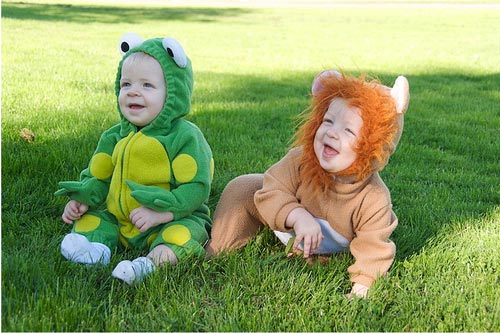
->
[55, 125, 121, 208]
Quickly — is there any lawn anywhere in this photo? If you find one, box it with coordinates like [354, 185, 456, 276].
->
[2, 1, 500, 331]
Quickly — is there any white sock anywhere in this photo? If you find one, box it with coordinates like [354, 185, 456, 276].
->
[61, 233, 111, 265]
[111, 257, 156, 285]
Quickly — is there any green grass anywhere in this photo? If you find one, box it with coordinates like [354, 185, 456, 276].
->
[2, 1, 500, 331]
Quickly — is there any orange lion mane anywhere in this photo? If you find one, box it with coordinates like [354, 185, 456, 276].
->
[293, 72, 398, 193]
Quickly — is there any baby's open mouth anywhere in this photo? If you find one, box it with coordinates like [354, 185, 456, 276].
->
[323, 144, 338, 157]
[128, 103, 144, 110]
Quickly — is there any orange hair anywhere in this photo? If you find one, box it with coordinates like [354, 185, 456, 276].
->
[293, 72, 398, 193]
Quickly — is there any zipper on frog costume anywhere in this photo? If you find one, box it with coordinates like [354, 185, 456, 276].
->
[115, 132, 136, 221]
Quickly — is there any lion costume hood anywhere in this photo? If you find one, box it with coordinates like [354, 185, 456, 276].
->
[294, 70, 409, 192]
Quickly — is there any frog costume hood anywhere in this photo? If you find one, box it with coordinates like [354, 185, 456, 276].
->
[116, 33, 193, 135]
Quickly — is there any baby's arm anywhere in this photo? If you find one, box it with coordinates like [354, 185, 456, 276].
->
[348, 200, 398, 298]
[61, 200, 89, 225]
[127, 124, 213, 219]
[285, 207, 324, 258]
[129, 206, 174, 233]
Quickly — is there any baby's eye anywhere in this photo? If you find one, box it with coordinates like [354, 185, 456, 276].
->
[143, 82, 154, 88]
[120, 82, 131, 88]
[345, 128, 356, 136]
[323, 118, 333, 124]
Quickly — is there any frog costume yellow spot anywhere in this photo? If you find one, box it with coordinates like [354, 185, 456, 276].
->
[56, 33, 214, 271]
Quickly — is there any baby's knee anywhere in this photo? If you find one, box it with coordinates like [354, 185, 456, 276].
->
[151, 221, 208, 260]
[225, 173, 264, 197]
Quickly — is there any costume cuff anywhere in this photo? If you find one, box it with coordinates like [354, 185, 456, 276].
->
[350, 274, 376, 288]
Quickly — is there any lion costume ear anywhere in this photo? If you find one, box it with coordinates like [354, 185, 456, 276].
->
[388, 75, 410, 151]
[311, 69, 341, 96]
[391, 76, 410, 114]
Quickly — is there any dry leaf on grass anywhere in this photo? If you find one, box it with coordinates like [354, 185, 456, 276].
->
[20, 128, 35, 142]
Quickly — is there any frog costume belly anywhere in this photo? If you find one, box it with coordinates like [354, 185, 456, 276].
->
[56, 34, 214, 260]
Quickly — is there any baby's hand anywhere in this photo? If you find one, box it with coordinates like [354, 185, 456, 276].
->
[62, 200, 89, 224]
[293, 219, 323, 257]
[286, 208, 324, 258]
[129, 206, 173, 233]
[347, 283, 369, 299]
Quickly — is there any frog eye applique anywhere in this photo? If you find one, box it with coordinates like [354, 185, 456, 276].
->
[118, 32, 143, 56]
[162, 37, 187, 68]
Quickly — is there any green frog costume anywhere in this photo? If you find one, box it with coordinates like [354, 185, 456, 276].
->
[56, 34, 214, 276]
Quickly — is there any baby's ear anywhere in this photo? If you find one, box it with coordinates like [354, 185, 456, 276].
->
[311, 70, 342, 95]
[390, 76, 410, 114]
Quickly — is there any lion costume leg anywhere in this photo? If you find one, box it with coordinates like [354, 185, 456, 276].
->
[205, 174, 264, 255]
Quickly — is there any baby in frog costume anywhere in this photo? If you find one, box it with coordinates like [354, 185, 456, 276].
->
[56, 33, 214, 285]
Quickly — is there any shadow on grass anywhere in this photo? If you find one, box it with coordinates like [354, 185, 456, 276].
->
[1, 2, 251, 24]
[2, 69, 500, 265]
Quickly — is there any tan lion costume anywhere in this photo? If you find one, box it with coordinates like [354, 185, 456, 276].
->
[206, 70, 409, 296]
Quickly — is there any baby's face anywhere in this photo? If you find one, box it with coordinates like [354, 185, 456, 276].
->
[118, 54, 166, 127]
[313, 98, 362, 174]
